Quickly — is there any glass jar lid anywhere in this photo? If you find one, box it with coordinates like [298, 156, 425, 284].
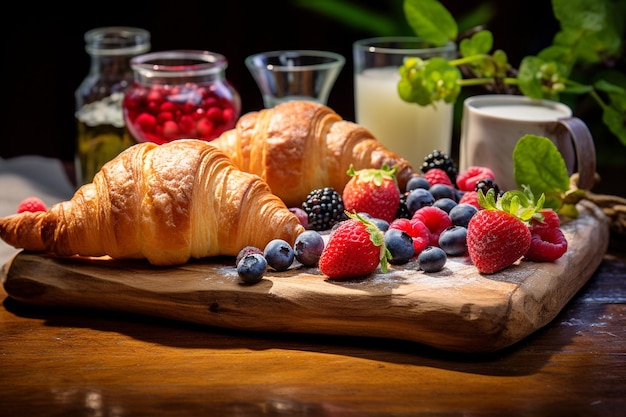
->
[85, 27, 151, 57]
[130, 50, 229, 81]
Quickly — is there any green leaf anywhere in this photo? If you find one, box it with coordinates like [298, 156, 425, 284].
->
[551, 0, 624, 64]
[459, 30, 493, 57]
[602, 106, 626, 146]
[403, 0, 458, 46]
[537, 45, 575, 74]
[562, 84, 594, 95]
[478, 187, 542, 223]
[518, 56, 569, 100]
[552, 0, 606, 32]
[595, 79, 626, 95]
[294, 0, 405, 36]
[518, 57, 545, 99]
[513, 135, 570, 210]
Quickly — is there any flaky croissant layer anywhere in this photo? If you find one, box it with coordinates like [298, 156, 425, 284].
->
[0, 140, 305, 266]
[210, 101, 416, 207]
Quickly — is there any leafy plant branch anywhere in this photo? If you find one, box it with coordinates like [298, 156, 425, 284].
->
[400, 0, 626, 146]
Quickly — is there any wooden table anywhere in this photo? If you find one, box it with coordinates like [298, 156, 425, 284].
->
[0, 234, 624, 417]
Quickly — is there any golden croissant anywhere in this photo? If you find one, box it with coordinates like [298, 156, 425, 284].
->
[0, 140, 305, 266]
[210, 101, 416, 207]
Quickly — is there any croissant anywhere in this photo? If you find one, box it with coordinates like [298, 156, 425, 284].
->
[0, 140, 305, 266]
[210, 101, 416, 208]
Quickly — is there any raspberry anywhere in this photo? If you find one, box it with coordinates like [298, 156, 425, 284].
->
[411, 206, 453, 247]
[421, 150, 458, 184]
[388, 218, 430, 255]
[236, 246, 263, 266]
[524, 226, 568, 262]
[458, 191, 481, 210]
[423, 168, 453, 187]
[17, 197, 47, 213]
[456, 166, 495, 192]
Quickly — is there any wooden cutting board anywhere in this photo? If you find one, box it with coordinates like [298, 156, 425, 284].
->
[0, 200, 609, 353]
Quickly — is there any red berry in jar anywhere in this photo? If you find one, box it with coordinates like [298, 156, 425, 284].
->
[123, 50, 241, 145]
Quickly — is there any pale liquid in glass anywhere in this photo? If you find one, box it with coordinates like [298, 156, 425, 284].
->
[475, 103, 569, 120]
[264, 95, 324, 108]
[355, 67, 453, 170]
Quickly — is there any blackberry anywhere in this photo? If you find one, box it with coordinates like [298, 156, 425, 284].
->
[475, 178, 501, 199]
[396, 191, 412, 219]
[421, 150, 458, 185]
[302, 187, 345, 231]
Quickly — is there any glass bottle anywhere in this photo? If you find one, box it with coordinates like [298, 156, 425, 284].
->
[75, 26, 151, 186]
[122, 50, 241, 145]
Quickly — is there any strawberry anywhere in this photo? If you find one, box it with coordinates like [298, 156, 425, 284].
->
[466, 189, 537, 274]
[530, 208, 561, 231]
[318, 213, 389, 280]
[342, 164, 400, 223]
[17, 196, 47, 213]
[456, 166, 495, 192]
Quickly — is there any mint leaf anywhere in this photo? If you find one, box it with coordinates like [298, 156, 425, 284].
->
[403, 0, 457, 46]
[513, 135, 570, 210]
[459, 30, 493, 57]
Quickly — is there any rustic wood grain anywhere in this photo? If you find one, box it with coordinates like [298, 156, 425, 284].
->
[0, 201, 610, 353]
[0, 213, 624, 417]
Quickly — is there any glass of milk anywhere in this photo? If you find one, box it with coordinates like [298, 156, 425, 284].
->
[353, 37, 457, 170]
[246, 50, 345, 108]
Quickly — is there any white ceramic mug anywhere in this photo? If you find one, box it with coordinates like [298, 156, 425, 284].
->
[459, 94, 596, 191]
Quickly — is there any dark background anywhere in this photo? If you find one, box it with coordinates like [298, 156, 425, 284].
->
[1, 0, 623, 195]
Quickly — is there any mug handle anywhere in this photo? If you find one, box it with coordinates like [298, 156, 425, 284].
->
[557, 117, 596, 190]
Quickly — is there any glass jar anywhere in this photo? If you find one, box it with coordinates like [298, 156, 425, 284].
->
[122, 50, 241, 145]
[75, 26, 151, 186]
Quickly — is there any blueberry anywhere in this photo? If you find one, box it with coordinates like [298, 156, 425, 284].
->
[263, 239, 295, 271]
[429, 184, 457, 201]
[237, 253, 267, 284]
[293, 230, 325, 267]
[406, 175, 431, 192]
[417, 246, 447, 272]
[438, 226, 468, 256]
[455, 189, 466, 201]
[384, 228, 415, 265]
[369, 217, 390, 232]
[406, 188, 435, 215]
[449, 203, 479, 228]
[433, 197, 457, 214]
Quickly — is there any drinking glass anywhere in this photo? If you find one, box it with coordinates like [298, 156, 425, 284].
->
[245, 50, 345, 108]
[353, 37, 456, 170]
